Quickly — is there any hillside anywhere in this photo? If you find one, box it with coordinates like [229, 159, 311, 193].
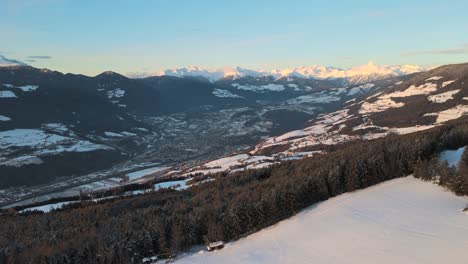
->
[175, 177, 468, 264]
[174, 64, 468, 176]
[2, 116, 468, 263]
[0, 58, 393, 195]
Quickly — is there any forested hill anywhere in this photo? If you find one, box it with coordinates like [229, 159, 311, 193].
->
[1, 117, 468, 264]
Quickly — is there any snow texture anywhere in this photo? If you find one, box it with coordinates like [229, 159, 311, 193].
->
[426, 105, 468, 124]
[107, 88, 125, 99]
[0, 91, 17, 98]
[427, 90, 460, 103]
[0, 129, 112, 160]
[232, 83, 286, 92]
[212, 89, 243, 98]
[126, 166, 169, 181]
[16, 85, 39, 92]
[0, 115, 11, 121]
[175, 177, 468, 264]
[425, 76, 443, 81]
[154, 179, 190, 191]
[104, 131, 124, 137]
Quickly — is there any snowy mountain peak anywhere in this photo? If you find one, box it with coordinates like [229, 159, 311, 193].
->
[152, 62, 425, 83]
[0, 55, 28, 67]
[160, 66, 266, 81]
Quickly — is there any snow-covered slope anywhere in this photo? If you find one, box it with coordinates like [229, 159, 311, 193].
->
[248, 63, 468, 157]
[175, 177, 468, 264]
[151, 62, 423, 83]
[0, 55, 27, 67]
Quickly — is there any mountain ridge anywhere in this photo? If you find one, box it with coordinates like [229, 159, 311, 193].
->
[142, 61, 425, 84]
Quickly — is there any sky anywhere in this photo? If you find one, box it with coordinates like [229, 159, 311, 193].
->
[1, 0, 468, 76]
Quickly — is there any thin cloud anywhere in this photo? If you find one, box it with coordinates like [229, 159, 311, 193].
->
[402, 44, 468, 56]
[27, 55, 52, 59]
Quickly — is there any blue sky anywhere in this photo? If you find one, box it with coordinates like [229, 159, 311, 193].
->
[1, 0, 468, 76]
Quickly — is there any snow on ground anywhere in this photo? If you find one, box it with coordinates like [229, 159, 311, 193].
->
[0, 155, 43, 167]
[0, 90, 17, 98]
[245, 162, 273, 170]
[304, 123, 331, 135]
[317, 109, 351, 125]
[104, 131, 124, 137]
[425, 105, 468, 124]
[21, 201, 78, 213]
[232, 83, 286, 92]
[126, 166, 170, 181]
[442, 80, 456, 87]
[135, 127, 149, 132]
[16, 85, 39, 92]
[275, 130, 307, 141]
[360, 81, 448, 114]
[37, 140, 112, 155]
[74, 177, 122, 192]
[352, 124, 385, 131]
[390, 125, 436, 135]
[440, 147, 465, 167]
[360, 98, 404, 113]
[0, 115, 11, 121]
[0, 129, 112, 161]
[184, 154, 276, 176]
[107, 88, 125, 98]
[362, 132, 388, 140]
[120, 131, 137, 137]
[383, 82, 438, 98]
[212, 89, 243, 98]
[347, 83, 375, 96]
[287, 93, 340, 104]
[175, 177, 468, 264]
[0, 129, 70, 148]
[204, 154, 249, 170]
[154, 179, 190, 191]
[426, 76, 444, 81]
[42, 123, 69, 133]
[287, 83, 300, 91]
[427, 90, 460, 103]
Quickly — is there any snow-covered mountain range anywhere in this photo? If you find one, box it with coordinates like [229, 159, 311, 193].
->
[154, 61, 424, 84]
[0, 55, 424, 85]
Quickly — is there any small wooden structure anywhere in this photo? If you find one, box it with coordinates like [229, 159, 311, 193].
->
[207, 241, 225, 251]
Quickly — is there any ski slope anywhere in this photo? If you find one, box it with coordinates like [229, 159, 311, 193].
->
[175, 177, 468, 264]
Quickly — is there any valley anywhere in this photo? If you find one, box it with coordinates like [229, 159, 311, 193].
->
[1, 61, 466, 214]
[0, 58, 401, 208]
